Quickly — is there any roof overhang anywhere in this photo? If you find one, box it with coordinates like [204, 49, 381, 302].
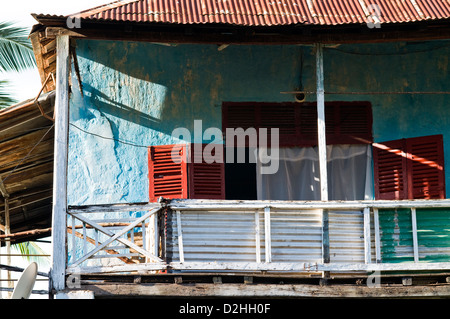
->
[31, 13, 450, 45]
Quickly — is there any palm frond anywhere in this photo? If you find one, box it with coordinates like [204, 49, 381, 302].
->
[12, 242, 50, 267]
[0, 21, 36, 72]
[0, 80, 16, 108]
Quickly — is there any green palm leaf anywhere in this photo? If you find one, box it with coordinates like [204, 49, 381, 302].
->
[0, 21, 36, 72]
[0, 80, 16, 107]
[13, 242, 50, 267]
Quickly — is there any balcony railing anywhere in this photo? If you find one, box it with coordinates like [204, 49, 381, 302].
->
[66, 199, 450, 276]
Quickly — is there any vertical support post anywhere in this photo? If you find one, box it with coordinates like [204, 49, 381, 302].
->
[255, 212, 261, 263]
[373, 208, 381, 263]
[315, 43, 328, 201]
[411, 208, 419, 263]
[264, 207, 272, 263]
[176, 211, 184, 263]
[51, 35, 70, 292]
[322, 210, 330, 263]
[71, 215, 75, 263]
[363, 207, 372, 264]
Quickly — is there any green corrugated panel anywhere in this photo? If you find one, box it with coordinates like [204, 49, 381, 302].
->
[416, 208, 450, 262]
[379, 209, 414, 263]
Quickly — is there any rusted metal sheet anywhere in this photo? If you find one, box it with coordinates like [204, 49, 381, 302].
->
[74, 0, 450, 26]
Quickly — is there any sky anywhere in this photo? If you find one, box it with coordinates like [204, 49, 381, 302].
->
[0, 0, 111, 299]
[1, 0, 110, 102]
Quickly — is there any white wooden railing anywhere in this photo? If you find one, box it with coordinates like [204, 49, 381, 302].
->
[66, 199, 450, 276]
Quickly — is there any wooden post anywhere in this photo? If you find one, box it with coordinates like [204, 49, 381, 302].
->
[373, 208, 381, 263]
[51, 35, 70, 292]
[264, 207, 272, 263]
[315, 43, 328, 201]
[411, 208, 419, 263]
[363, 208, 372, 264]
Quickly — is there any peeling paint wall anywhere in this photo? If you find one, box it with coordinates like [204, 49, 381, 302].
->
[68, 39, 450, 206]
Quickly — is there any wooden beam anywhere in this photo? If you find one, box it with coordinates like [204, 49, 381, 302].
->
[32, 18, 450, 45]
[51, 35, 70, 292]
[315, 43, 328, 201]
[79, 282, 450, 298]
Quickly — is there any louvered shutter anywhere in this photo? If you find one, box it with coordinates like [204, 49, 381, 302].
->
[373, 139, 408, 200]
[373, 135, 445, 200]
[406, 135, 445, 199]
[222, 102, 372, 147]
[148, 144, 188, 202]
[335, 103, 373, 144]
[188, 143, 225, 199]
[222, 103, 258, 148]
[259, 103, 298, 146]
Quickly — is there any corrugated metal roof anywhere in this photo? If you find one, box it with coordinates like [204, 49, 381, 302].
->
[73, 0, 450, 26]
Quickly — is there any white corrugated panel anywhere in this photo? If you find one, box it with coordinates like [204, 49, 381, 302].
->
[270, 209, 322, 263]
[328, 210, 365, 263]
[166, 208, 323, 264]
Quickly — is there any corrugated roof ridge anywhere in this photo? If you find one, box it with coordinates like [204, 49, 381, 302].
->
[77, 0, 141, 18]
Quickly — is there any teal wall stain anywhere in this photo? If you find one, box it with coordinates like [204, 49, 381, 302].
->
[68, 39, 450, 206]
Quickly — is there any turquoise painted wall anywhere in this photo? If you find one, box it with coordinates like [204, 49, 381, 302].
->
[68, 39, 450, 206]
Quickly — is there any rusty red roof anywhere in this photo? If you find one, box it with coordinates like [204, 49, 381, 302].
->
[72, 0, 450, 26]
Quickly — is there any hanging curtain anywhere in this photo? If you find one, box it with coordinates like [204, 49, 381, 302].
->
[256, 144, 373, 201]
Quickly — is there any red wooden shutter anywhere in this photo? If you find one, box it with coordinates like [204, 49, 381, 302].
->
[373, 135, 445, 200]
[148, 144, 188, 202]
[259, 103, 298, 146]
[406, 135, 445, 199]
[335, 103, 373, 144]
[373, 139, 408, 200]
[188, 144, 225, 199]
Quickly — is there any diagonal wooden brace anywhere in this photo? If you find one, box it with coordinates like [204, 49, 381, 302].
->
[70, 207, 163, 266]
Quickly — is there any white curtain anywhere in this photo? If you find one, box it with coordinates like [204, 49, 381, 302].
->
[256, 144, 373, 201]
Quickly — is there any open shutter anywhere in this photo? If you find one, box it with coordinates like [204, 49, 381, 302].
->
[406, 135, 445, 199]
[373, 135, 445, 200]
[188, 144, 225, 199]
[373, 139, 408, 200]
[148, 144, 188, 202]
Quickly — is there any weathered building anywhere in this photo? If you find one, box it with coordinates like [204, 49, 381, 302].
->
[26, 0, 450, 298]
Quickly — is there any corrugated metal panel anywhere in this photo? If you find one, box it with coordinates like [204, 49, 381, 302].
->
[416, 208, 450, 262]
[166, 209, 323, 264]
[379, 208, 415, 263]
[270, 209, 322, 263]
[75, 0, 450, 26]
[378, 207, 450, 263]
[166, 210, 260, 262]
[329, 210, 365, 263]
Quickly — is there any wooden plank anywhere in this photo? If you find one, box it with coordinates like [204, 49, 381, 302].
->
[176, 210, 185, 263]
[68, 202, 161, 213]
[255, 212, 261, 263]
[411, 207, 419, 263]
[169, 198, 450, 210]
[264, 207, 271, 263]
[315, 43, 328, 201]
[80, 282, 450, 298]
[373, 208, 381, 263]
[363, 207, 371, 264]
[322, 210, 330, 263]
[168, 261, 450, 272]
[51, 35, 70, 292]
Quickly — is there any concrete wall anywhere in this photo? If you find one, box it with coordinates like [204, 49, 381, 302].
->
[68, 39, 450, 205]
